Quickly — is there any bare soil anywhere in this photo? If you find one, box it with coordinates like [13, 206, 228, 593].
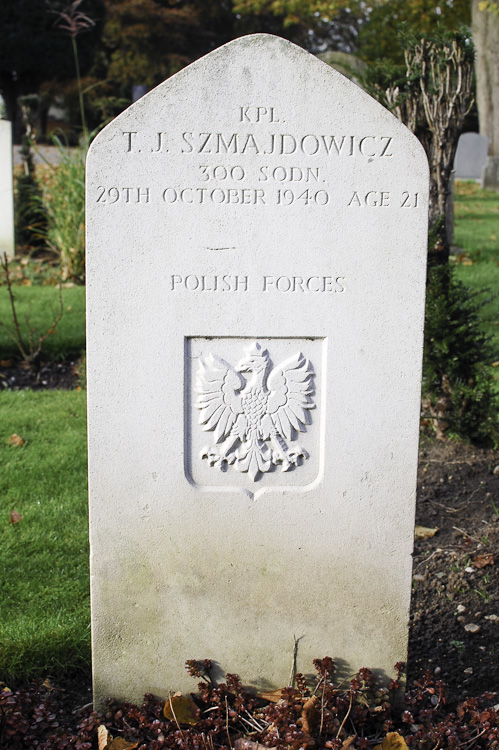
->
[408, 438, 499, 703]
[0, 360, 80, 390]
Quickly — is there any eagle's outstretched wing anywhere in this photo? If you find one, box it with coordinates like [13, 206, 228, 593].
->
[195, 354, 246, 443]
[265, 353, 315, 440]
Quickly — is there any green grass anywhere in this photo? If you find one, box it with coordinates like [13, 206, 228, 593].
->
[0, 285, 86, 362]
[0, 390, 90, 683]
[454, 181, 499, 376]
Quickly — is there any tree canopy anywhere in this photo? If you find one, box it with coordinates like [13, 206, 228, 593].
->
[0, 0, 104, 134]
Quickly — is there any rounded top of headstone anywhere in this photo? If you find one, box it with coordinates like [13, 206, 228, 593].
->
[88, 33, 428, 179]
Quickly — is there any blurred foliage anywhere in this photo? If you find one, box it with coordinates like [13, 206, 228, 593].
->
[37, 139, 86, 284]
[0, 0, 105, 138]
[423, 263, 499, 446]
[357, 0, 471, 65]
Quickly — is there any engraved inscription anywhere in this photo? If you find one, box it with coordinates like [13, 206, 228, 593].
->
[104, 108, 408, 211]
[171, 274, 345, 293]
[180, 132, 393, 157]
[196, 342, 315, 481]
[348, 191, 421, 208]
[240, 106, 280, 122]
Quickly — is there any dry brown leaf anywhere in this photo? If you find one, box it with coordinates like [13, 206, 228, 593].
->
[301, 695, 319, 734]
[8, 434, 25, 448]
[341, 738, 356, 750]
[0, 360, 12, 367]
[107, 739, 139, 750]
[256, 688, 287, 703]
[415, 525, 438, 540]
[373, 732, 409, 750]
[492, 361, 499, 368]
[97, 725, 109, 750]
[97, 727, 139, 750]
[10, 510, 23, 524]
[163, 693, 199, 725]
[473, 553, 494, 569]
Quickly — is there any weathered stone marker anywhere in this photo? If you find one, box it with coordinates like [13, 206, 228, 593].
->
[454, 132, 488, 181]
[86, 35, 429, 705]
[0, 120, 14, 260]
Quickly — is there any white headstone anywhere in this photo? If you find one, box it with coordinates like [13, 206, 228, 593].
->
[86, 34, 429, 705]
[454, 132, 488, 180]
[0, 121, 14, 260]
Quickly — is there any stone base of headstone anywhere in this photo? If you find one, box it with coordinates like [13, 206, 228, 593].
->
[482, 156, 499, 190]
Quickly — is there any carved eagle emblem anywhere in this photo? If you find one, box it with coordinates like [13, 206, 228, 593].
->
[195, 342, 315, 481]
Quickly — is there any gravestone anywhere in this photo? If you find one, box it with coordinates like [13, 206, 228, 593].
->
[0, 120, 14, 260]
[453, 132, 488, 181]
[86, 34, 429, 705]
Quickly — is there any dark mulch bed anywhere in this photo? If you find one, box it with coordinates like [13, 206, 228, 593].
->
[409, 439, 499, 703]
[0, 359, 80, 390]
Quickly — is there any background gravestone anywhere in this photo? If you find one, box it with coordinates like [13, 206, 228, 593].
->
[0, 120, 14, 260]
[86, 34, 429, 705]
[453, 132, 488, 181]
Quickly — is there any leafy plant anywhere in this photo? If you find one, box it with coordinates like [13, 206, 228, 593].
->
[2, 660, 499, 749]
[15, 98, 47, 253]
[37, 139, 86, 283]
[0, 253, 63, 366]
[47, 0, 96, 141]
[422, 263, 499, 445]
[365, 27, 474, 260]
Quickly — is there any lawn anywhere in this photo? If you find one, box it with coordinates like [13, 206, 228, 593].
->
[0, 285, 86, 362]
[0, 390, 89, 683]
[453, 180, 499, 373]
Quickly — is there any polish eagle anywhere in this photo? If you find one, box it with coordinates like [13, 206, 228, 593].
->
[195, 342, 315, 481]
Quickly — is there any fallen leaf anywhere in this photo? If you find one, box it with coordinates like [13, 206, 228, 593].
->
[301, 695, 319, 734]
[415, 525, 438, 540]
[8, 434, 25, 447]
[256, 688, 287, 703]
[107, 739, 139, 750]
[10, 511, 23, 524]
[98, 726, 109, 750]
[373, 732, 409, 750]
[473, 553, 494, 568]
[0, 360, 12, 367]
[20, 279, 32, 286]
[492, 362, 499, 368]
[464, 623, 481, 633]
[97, 727, 139, 750]
[341, 738, 356, 750]
[163, 693, 199, 725]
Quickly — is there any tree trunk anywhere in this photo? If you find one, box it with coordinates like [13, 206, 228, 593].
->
[472, 0, 499, 187]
